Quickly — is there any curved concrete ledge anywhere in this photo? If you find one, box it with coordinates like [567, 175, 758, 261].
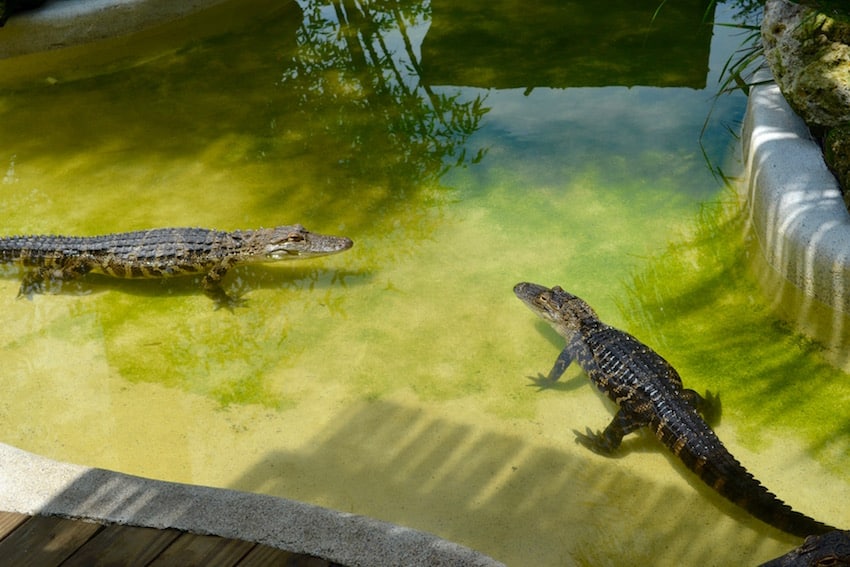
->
[0, 443, 503, 567]
[742, 70, 850, 366]
[0, 0, 228, 58]
[0, 0, 292, 89]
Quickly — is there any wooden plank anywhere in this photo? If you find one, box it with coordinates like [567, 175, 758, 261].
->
[62, 523, 182, 566]
[0, 513, 347, 567]
[0, 515, 102, 567]
[0, 511, 28, 540]
[237, 544, 333, 566]
[148, 532, 255, 567]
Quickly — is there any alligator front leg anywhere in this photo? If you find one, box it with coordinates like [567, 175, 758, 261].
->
[19, 268, 51, 297]
[201, 261, 242, 309]
[574, 408, 646, 455]
[18, 259, 91, 298]
[529, 346, 573, 389]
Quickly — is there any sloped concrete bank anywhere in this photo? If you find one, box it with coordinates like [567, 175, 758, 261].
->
[0, 0, 228, 58]
[0, 443, 504, 567]
[0, 0, 292, 88]
[742, 72, 850, 368]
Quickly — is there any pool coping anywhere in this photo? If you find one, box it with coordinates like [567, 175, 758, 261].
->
[0, 0, 231, 58]
[0, 442, 504, 567]
[741, 69, 850, 361]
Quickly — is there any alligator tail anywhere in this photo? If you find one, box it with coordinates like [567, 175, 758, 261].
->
[656, 411, 835, 538]
[703, 455, 834, 538]
[674, 428, 834, 537]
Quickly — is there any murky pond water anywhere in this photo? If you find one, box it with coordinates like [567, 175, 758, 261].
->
[1, 0, 849, 565]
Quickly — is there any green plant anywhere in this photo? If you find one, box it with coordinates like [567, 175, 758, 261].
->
[699, 3, 771, 182]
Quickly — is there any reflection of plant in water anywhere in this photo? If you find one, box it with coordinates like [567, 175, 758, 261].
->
[277, 0, 488, 189]
[722, 0, 764, 22]
[698, 1, 765, 181]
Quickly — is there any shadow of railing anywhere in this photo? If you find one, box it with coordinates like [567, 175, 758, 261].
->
[3, 398, 812, 566]
[226, 399, 799, 565]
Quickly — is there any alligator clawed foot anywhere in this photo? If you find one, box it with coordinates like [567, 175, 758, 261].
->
[216, 298, 246, 311]
[16, 286, 35, 301]
[205, 285, 246, 310]
[573, 428, 616, 456]
[526, 374, 556, 390]
[18, 274, 48, 299]
[212, 294, 246, 311]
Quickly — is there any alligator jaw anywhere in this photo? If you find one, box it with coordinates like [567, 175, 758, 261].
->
[513, 281, 549, 304]
[260, 225, 354, 261]
[513, 281, 582, 333]
[265, 236, 353, 260]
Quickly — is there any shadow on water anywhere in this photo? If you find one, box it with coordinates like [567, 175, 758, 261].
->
[0, 263, 368, 302]
[0, 0, 489, 238]
[421, 0, 716, 89]
[232, 397, 798, 564]
[31, 398, 801, 566]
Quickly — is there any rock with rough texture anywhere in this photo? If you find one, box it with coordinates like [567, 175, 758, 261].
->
[762, 0, 850, 128]
[825, 125, 850, 202]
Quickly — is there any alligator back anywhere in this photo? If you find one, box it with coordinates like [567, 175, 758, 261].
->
[0, 228, 229, 274]
[580, 323, 835, 538]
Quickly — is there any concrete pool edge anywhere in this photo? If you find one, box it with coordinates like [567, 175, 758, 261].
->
[0, 0, 231, 58]
[0, 442, 504, 567]
[742, 71, 850, 364]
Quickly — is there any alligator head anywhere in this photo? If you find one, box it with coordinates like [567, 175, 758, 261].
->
[513, 282, 600, 340]
[242, 225, 353, 261]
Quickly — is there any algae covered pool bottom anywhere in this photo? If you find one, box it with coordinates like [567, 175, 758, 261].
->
[0, 0, 849, 565]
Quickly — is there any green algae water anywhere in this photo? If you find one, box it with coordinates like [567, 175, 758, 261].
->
[0, 0, 848, 565]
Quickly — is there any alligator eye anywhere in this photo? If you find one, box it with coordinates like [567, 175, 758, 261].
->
[286, 233, 305, 242]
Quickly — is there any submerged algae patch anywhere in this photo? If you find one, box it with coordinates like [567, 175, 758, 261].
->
[90, 282, 309, 409]
[619, 196, 850, 471]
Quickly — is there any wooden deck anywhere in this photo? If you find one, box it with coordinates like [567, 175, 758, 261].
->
[0, 511, 345, 566]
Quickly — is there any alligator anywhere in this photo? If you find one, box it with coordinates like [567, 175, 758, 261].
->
[0, 225, 353, 306]
[513, 282, 835, 538]
[759, 530, 850, 566]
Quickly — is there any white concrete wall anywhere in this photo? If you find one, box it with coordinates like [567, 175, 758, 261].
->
[743, 73, 850, 366]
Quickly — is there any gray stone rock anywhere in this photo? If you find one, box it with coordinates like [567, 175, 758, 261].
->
[825, 125, 850, 202]
[762, 0, 850, 128]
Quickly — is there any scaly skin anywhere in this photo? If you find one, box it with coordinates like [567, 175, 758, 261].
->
[514, 282, 835, 539]
[759, 530, 850, 566]
[0, 225, 353, 306]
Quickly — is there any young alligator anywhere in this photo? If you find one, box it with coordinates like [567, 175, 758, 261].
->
[514, 282, 835, 539]
[0, 225, 353, 307]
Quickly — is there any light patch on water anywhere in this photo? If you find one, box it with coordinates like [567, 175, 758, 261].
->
[2, 155, 16, 185]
